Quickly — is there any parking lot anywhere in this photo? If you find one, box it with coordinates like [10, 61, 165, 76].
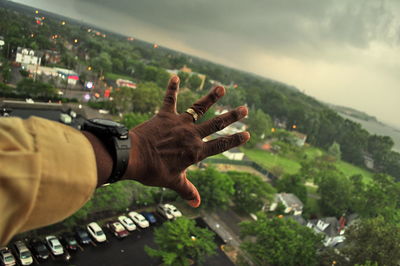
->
[8, 215, 233, 266]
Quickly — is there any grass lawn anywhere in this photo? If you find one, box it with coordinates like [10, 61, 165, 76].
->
[242, 148, 301, 175]
[242, 146, 373, 182]
[105, 72, 134, 81]
[334, 160, 373, 182]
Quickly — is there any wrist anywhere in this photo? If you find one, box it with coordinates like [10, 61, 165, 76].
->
[82, 131, 113, 187]
[122, 130, 141, 181]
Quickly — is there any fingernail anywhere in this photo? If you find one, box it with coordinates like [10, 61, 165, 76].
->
[215, 86, 225, 97]
[242, 131, 251, 141]
[238, 106, 248, 116]
[187, 198, 201, 208]
[171, 76, 179, 84]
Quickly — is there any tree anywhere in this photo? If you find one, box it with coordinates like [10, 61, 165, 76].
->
[276, 174, 307, 204]
[189, 168, 235, 210]
[132, 82, 163, 113]
[176, 90, 198, 114]
[316, 170, 353, 217]
[16, 78, 57, 98]
[337, 216, 400, 266]
[111, 86, 135, 113]
[240, 212, 323, 266]
[245, 108, 273, 147]
[120, 112, 152, 129]
[187, 74, 202, 91]
[229, 171, 275, 213]
[219, 86, 245, 108]
[177, 71, 189, 88]
[327, 141, 341, 161]
[145, 218, 216, 266]
[351, 173, 400, 219]
[91, 181, 132, 212]
[91, 52, 112, 74]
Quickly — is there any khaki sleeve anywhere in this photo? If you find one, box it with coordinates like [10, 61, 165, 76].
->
[0, 116, 97, 245]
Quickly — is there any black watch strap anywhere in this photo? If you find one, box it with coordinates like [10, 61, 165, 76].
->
[108, 136, 131, 183]
[82, 119, 131, 184]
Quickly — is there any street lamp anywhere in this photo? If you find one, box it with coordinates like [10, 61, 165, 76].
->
[61, 21, 66, 25]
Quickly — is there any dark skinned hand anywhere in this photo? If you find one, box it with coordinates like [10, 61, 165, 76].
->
[123, 76, 250, 207]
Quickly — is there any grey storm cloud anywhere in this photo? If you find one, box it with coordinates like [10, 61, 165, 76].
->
[72, 0, 400, 58]
[10, 0, 400, 127]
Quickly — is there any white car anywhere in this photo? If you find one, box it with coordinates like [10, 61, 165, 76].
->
[45, 236, 64, 256]
[87, 222, 107, 243]
[157, 204, 174, 220]
[0, 247, 16, 266]
[128, 211, 149, 228]
[13, 241, 33, 265]
[118, 216, 137, 231]
[165, 204, 182, 218]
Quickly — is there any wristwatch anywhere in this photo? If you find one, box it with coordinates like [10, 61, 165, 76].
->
[82, 118, 131, 184]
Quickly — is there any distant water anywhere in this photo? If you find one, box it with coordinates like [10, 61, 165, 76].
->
[340, 113, 400, 153]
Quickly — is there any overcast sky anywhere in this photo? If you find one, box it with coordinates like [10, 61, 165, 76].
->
[12, 0, 400, 127]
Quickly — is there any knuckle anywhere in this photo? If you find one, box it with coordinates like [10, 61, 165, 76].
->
[192, 104, 205, 116]
[211, 116, 225, 131]
[216, 138, 230, 152]
[163, 95, 175, 105]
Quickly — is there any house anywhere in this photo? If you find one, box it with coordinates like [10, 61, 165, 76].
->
[16, 47, 42, 65]
[270, 193, 304, 215]
[0, 36, 4, 50]
[307, 217, 346, 247]
[291, 131, 307, 147]
[43, 50, 61, 64]
[222, 147, 245, 161]
[116, 79, 136, 89]
[363, 153, 374, 169]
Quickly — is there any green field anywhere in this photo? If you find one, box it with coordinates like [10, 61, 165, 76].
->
[105, 72, 134, 81]
[242, 148, 301, 174]
[242, 147, 373, 181]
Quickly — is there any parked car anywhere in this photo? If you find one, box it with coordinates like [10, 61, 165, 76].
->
[118, 216, 137, 231]
[0, 247, 16, 266]
[141, 212, 157, 225]
[60, 233, 78, 251]
[75, 227, 91, 245]
[13, 241, 33, 265]
[45, 236, 64, 256]
[28, 239, 50, 260]
[106, 221, 129, 239]
[157, 204, 174, 220]
[165, 204, 182, 218]
[128, 211, 150, 228]
[87, 222, 107, 243]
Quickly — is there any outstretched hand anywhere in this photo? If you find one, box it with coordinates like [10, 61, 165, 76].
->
[123, 76, 250, 207]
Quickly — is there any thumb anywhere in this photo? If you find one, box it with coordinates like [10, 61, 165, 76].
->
[172, 171, 201, 208]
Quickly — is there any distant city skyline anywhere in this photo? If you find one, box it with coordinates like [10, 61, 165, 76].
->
[11, 0, 400, 128]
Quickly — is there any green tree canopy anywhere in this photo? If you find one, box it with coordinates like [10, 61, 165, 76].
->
[316, 169, 353, 217]
[331, 216, 400, 266]
[145, 218, 216, 266]
[187, 74, 202, 91]
[328, 141, 341, 161]
[120, 112, 152, 129]
[245, 108, 273, 147]
[189, 167, 235, 210]
[229, 171, 276, 213]
[240, 212, 323, 266]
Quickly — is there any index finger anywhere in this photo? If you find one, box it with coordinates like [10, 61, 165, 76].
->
[160, 76, 180, 113]
[182, 86, 225, 122]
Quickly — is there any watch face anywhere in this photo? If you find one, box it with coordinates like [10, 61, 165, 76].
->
[91, 118, 123, 127]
